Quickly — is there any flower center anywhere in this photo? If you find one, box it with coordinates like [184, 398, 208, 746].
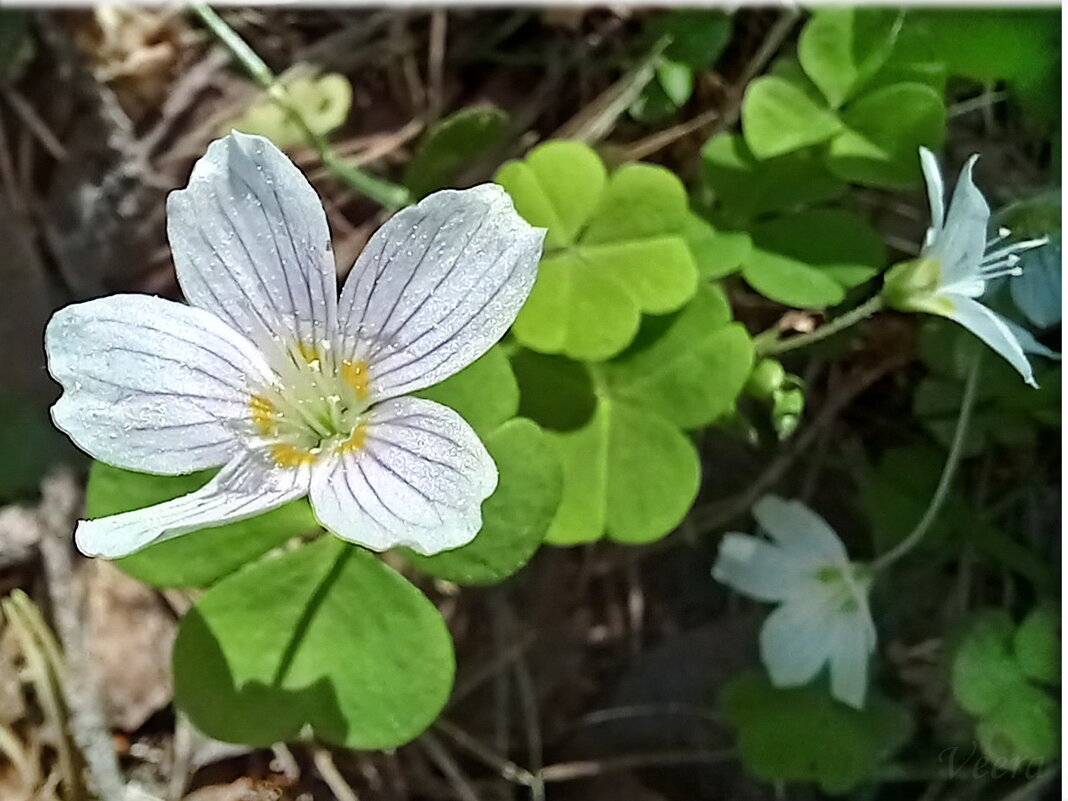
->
[248, 339, 371, 467]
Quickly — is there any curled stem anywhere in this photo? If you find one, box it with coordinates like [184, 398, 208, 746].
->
[191, 4, 413, 211]
[758, 295, 884, 356]
[872, 349, 982, 572]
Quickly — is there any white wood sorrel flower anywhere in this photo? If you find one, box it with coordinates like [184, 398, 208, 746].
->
[883, 147, 1052, 387]
[712, 496, 875, 708]
[45, 132, 545, 559]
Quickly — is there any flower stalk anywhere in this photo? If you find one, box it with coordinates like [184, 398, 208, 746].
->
[757, 295, 884, 357]
[192, 4, 413, 211]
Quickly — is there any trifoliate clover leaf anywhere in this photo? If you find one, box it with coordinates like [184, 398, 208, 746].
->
[228, 71, 352, 149]
[721, 670, 911, 794]
[741, 75, 844, 160]
[173, 536, 453, 750]
[827, 82, 946, 188]
[511, 349, 598, 433]
[683, 213, 753, 279]
[85, 462, 318, 588]
[597, 284, 754, 430]
[415, 345, 519, 438]
[952, 609, 1030, 717]
[642, 9, 732, 72]
[404, 418, 562, 585]
[1013, 603, 1060, 685]
[798, 8, 905, 108]
[740, 208, 885, 308]
[403, 104, 509, 199]
[700, 133, 845, 226]
[977, 684, 1059, 770]
[496, 141, 698, 360]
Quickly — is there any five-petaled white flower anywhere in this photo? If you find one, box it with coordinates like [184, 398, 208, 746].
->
[712, 495, 875, 709]
[883, 147, 1053, 387]
[45, 132, 544, 559]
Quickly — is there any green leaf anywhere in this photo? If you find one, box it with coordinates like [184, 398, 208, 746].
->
[598, 284, 754, 430]
[977, 684, 1059, 768]
[721, 670, 911, 794]
[0, 393, 76, 501]
[405, 419, 562, 585]
[699, 133, 845, 225]
[511, 350, 597, 433]
[403, 104, 509, 198]
[85, 462, 319, 588]
[828, 82, 946, 188]
[228, 70, 352, 149]
[643, 9, 732, 71]
[656, 58, 694, 107]
[497, 143, 698, 360]
[544, 397, 699, 545]
[683, 214, 752, 280]
[1013, 603, 1060, 685]
[741, 208, 885, 308]
[173, 537, 454, 749]
[415, 345, 519, 437]
[629, 79, 681, 125]
[741, 76, 843, 160]
[799, 8, 904, 108]
[952, 609, 1030, 717]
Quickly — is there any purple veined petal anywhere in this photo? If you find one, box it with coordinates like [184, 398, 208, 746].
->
[919, 146, 945, 247]
[759, 592, 836, 689]
[927, 154, 990, 288]
[712, 533, 812, 603]
[167, 132, 339, 357]
[939, 292, 1039, 387]
[751, 495, 849, 567]
[336, 184, 544, 401]
[45, 294, 274, 474]
[309, 396, 497, 554]
[75, 451, 311, 559]
[827, 608, 876, 709]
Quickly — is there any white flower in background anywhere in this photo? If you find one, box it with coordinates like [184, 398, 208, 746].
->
[45, 132, 544, 559]
[883, 147, 1053, 387]
[712, 495, 875, 708]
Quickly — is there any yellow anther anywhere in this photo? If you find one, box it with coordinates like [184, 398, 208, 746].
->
[338, 423, 368, 453]
[270, 443, 318, 467]
[249, 394, 277, 436]
[295, 341, 320, 364]
[340, 359, 370, 400]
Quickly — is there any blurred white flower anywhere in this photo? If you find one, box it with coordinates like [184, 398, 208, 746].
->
[46, 132, 544, 559]
[883, 147, 1052, 387]
[712, 495, 875, 708]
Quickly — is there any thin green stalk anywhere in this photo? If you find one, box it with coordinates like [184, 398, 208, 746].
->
[192, 4, 413, 211]
[758, 295, 884, 356]
[872, 350, 982, 572]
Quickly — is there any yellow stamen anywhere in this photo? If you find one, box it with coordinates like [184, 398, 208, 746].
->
[270, 443, 318, 467]
[339, 422, 368, 453]
[340, 359, 370, 400]
[249, 394, 277, 436]
[295, 341, 320, 364]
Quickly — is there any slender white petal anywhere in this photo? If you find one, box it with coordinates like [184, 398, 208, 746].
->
[712, 533, 811, 602]
[752, 495, 849, 566]
[309, 397, 497, 554]
[45, 294, 273, 474]
[919, 146, 944, 247]
[759, 593, 835, 688]
[75, 452, 310, 558]
[939, 292, 1038, 387]
[828, 610, 875, 708]
[928, 155, 989, 287]
[167, 131, 338, 357]
[337, 185, 544, 401]
[1001, 317, 1060, 360]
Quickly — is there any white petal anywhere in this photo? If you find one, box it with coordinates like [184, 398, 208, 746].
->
[45, 294, 273, 474]
[940, 293, 1038, 387]
[75, 452, 310, 558]
[167, 132, 338, 357]
[309, 397, 497, 554]
[929, 154, 990, 287]
[919, 146, 944, 246]
[712, 533, 810, 602]
[759, 593, 834, 688]
[828, 609, 876, 709]
[337, 184, 544, 400]
[1001, 317, 1060, 361]
[752, 495, 848, 566]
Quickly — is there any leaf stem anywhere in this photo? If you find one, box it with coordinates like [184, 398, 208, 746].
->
[872, 350, 982, 573]
[757, 295, 884, 356]
[191, 4, 413, 211]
